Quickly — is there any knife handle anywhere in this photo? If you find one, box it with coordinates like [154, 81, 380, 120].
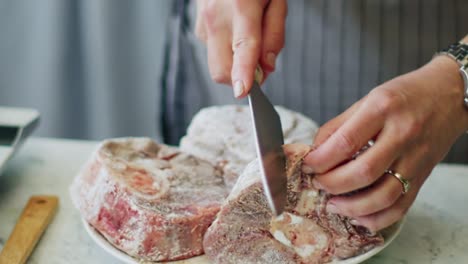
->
[0, 196, 58, 264]
[255, 65, 264, 84]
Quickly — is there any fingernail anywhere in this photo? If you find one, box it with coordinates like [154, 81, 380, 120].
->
[350, 219, 361, 226]
[233, 80, 244, 98]
[266, 52, 276, 69]
[302, 165, 314, 174]
[326, 203, 339, 214]
[312, 179, 323, 190]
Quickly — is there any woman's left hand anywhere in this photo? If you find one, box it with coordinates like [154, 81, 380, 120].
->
[302, 56, 468, 232]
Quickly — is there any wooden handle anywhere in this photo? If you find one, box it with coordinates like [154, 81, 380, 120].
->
[0, 196, 59, 264]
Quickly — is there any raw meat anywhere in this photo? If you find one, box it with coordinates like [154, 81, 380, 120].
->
[203, 144, 384, 264]
[70, 138, 227, 262]
[180, 105, 318, 189]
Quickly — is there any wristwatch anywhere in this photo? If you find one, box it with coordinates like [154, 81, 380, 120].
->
[437, 39, 468, 109]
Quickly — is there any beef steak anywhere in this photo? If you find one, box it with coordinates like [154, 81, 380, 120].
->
[180, 105, 318, 189]
[203, 144, 384, 264]
[70, 138, 227, 262]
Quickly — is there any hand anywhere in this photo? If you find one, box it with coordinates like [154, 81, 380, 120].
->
[195, 0, 287, 98]
[303, 56, 468, 232]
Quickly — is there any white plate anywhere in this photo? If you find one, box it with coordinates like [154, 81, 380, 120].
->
[83, 217, 404, 264]
[82, 218, 209, 264]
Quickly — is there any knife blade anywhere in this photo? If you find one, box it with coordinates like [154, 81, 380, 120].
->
[248, 68, 287, 216]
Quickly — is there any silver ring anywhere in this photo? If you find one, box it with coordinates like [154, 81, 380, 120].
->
[352, 140, 375, 159]
[385, 169, 411, 194]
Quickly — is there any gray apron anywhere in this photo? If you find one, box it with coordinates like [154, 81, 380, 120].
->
[161, 0, 468, 163]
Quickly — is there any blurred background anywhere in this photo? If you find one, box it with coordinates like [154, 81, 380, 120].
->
[0, 0, 467, 163]
[0, 0, 172, 141]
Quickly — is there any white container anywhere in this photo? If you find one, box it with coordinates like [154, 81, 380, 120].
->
[0, 106, 40, 174]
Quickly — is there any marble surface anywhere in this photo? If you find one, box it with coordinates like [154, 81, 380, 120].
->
[0, 137, 467, 263]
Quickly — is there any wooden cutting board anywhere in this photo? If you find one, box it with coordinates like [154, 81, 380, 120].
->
[0, 196, 58, 264]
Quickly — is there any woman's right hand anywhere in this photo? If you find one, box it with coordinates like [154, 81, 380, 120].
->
[195, 0, 287, 98]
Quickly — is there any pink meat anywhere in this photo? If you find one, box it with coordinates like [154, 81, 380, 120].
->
[70, 138, 227, 262]
[180, 105, 319, 190]
[203, 144, 383, 264]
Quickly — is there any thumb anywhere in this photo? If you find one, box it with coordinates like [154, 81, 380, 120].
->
[231, 0, 269, 98]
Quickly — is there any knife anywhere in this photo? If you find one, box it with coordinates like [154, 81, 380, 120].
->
[248, 67, 287, 216]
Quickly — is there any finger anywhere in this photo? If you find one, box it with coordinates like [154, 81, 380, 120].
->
[302, 100, 363, 174]
[327, 136, 433, 216]
[207, 32, 233, 84]
[313, 100, 363, 147]
[313, 112, 349, 147]
[260, 0, 287, 72]
[313, 125, 404, 195]
[195, 0, 208, 42]
[304, 98, 385, 174]
[231, 0, 268, 98]
[352, 186, 417, 232]
[326, 173, 403, 217]
[351, 142, 435, 231]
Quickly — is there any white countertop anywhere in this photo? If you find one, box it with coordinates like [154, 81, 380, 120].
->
[0, 137, 467, 264]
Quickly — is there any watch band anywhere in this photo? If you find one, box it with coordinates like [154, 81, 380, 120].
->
[437, 41, 468, 109]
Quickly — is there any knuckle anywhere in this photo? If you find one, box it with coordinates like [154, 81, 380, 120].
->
[232, 37, 260, 53]
[401, 117, 424, 141]
[370, 88, 405, 117]
[334, 131, 358, 157]
[357, 161, 378, 186]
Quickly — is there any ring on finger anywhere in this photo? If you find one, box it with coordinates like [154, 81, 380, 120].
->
[385, 169, 411, 194]
[352, 140, 375, 159]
